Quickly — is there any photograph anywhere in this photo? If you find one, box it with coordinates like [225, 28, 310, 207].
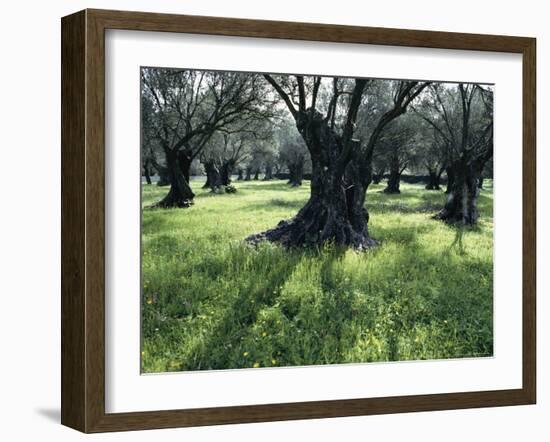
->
[139, 67, 494, 373]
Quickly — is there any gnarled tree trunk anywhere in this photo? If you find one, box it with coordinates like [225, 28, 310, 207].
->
[425, 169, 439, 190]
[153, 150, 195, 208]
[220, 160, 235, 186]
[204, 161, 223, 193]
[143, 161, 152, 185]
[383, 155, 402, 194]
[425, 166, 444, 190]
[177, 149, 192, 184]
[445, 166, 455, 194]
[287, 158, 304, 187]
[247, 114, 376, 249]
[434, 160, 481, 225]
[372, 166, 385, 184]
[263, 164, 273, 180]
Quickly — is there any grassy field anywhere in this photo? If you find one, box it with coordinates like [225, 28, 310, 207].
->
[141, 179, 493, 373]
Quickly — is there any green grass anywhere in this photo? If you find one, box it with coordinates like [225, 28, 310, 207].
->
[141, 179, 493, 373]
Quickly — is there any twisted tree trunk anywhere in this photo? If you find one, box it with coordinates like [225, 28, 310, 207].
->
[247, 114, 376, 249]
[434, 160, 481, 225]
[445, 166, 455, 194]
[263, 164, 273, 180]
[372, 166, 385, 184]
[425, 166, 444, 190]
[143, 161, 152, 185]
[177, 149, 192, 184]
[220, 160, 235, 186]
[287, 158, 304, 187]
[383, 155, 402, 194]
[153, 150, 195, 208]
[204, 161, 223, 192]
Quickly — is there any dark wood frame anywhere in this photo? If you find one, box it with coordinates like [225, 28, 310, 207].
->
[61, 8, 536, 433]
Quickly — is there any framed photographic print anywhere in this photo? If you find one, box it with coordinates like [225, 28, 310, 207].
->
[61, 9, 536, 433]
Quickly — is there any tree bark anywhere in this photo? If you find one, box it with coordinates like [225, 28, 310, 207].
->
[150, 158, 170, 186]
[244, 167, 252, 181]
[478, 176, 484, 189]
[247, 113, 376, 249]
[434, 160, 481, 225]
[253, 169, 260, 180]
[372, 167, 385, 184]
[153, 150, 195, 208]
[177, 149, 192, 183]
[220, 160, 235, 186]
[237, 169, 244, 180]
[204, 160, 223, 192]
[425, 167, 443, 190]
[263, 164, 273, 180]
[143, 161, 152, 185]
[445, 166, 455, 194]
[287, 159, 304, 187]
[383, 155, 401, 194]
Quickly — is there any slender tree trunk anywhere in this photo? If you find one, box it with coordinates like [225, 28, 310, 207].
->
[253, 169, 260, 180]
[434, 159, 481, 225]
[237, 169, 243, 180]
[478, 176, 484, 189]
[153, 150, 195, 208]
[244, 167, 252, 181]
[247, 115, 376, 249]
[383, 155, 401, 194]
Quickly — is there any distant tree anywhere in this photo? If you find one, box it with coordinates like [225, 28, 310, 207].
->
[277, 120, 309, 186]
[371, 152, 387, 185]
[376, 114, 418, 194]
[415, 124, 448, 191]
[141, 68, 271, 207]
[415, 84, 493, 224]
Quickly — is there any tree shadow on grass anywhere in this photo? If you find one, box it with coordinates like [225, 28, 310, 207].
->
[173, 245, 306, 371]
[243, 198, 306, 213]
[235, 181, 309, 192]
[368, 200, 443, 215]
[370, 223, 427, 246]
[170, 244, 365, 371]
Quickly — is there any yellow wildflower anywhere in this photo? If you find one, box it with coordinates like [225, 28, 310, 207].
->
[243, 351, 249, 357]
[253, 362, 260, 368]
[271, 359, 277, 365]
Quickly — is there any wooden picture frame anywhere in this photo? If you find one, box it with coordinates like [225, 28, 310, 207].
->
[61, 8, 536, 433]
